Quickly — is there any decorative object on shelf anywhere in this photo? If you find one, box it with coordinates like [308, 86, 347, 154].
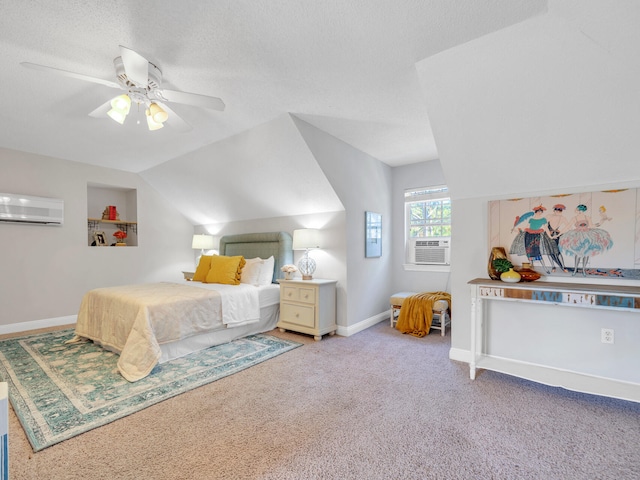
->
[93, 231, 107, 246]
[281, 264, 298, 280]
[101, 205, 120, 221]
[113, 230, 127, 246]
[365, 211, 382, 258]
[487, 247, 508, 280]
[515, 262, 542, 282]
[492, 258, 521, 283]
[292, 228, 321, 280]
[192, 234, 215, 256]
[500, 268, 522, 283]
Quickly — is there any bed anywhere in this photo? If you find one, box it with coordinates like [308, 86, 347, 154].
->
[71, 231, 293, 382]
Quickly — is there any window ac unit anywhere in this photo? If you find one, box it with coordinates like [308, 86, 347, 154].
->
[0, 193, 64, 225]
[409, 237, 450, 265]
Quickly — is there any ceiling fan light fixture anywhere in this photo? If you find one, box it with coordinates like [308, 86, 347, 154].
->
[145, 109, 164, 130]
[149, 103, 168, 123]
[23, 46, 219, 133]
[110, 94, 131, 114]
[107, 107, 127, 125]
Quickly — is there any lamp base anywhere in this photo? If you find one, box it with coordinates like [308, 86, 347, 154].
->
[298, 255, 316, 281]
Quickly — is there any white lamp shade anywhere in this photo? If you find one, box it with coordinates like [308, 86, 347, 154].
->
[149, 103, 168, 123]
[107, 108, 127, 124]
[111, 94, 131, 114]
[192, 234, 215, 250]
[292, 229, 321, 250]
[146, 109, 164, 131]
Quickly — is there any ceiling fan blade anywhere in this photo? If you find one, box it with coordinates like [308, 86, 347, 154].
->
[159, 88, 225, 111]
[157, 102, 192, 132]
[119, 46, 149, 87]
[88, 100, 112, 118]
[21, 62, 121, 89]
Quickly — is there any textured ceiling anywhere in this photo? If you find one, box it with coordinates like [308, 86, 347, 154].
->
[0, 0, 546, 173]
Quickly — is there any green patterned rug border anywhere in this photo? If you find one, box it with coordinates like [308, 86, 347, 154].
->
[0, 329, 302, 452]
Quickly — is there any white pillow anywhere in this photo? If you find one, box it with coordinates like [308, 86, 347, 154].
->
[257, 256, 275, 286]
[240, 257, 263, 286]
[240, 256, 274, 286]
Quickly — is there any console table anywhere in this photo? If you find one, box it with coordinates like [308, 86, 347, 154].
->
[468, 278, 640, 403]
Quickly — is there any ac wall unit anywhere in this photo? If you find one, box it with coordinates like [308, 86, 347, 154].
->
[0, 193, 64, 225]
[409, 237, 450, 265]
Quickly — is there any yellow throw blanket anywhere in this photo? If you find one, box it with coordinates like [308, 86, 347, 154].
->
[395, 291, 451, 338]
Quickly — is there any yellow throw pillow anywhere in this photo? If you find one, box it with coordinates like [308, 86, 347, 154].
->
[192, 255, 213, 282]
[205, 255, 246, 285]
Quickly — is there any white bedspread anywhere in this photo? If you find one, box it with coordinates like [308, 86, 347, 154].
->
[73, 282, 260, 382]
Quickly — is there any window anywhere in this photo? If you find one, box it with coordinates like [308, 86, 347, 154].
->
[405, 185, 451, 238]
[404, 185, 451, 268]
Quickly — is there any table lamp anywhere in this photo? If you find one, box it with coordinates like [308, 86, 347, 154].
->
[192, 234, 215, 256]
[292, 228, 321, 280]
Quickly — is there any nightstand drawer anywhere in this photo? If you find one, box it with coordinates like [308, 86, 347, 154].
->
[280, 302, 315, 328]
[282, 285, 316, 305]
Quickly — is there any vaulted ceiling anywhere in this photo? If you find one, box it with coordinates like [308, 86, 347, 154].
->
[417, 0, 640, 200]
[0, 0, 547, 173]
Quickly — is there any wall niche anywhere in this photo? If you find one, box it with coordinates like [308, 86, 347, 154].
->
[87, 183, 138, 247]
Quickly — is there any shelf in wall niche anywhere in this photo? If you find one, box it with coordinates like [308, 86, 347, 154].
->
[88, 218, 138, 235]
[87, 183, 138, 247]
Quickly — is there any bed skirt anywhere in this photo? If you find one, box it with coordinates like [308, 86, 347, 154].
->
[158, 303, 280, 363]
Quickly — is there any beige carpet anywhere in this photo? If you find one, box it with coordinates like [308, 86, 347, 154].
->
[5, 322, 640, 480]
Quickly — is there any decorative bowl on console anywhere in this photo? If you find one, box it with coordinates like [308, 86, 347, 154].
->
[515, 263, 541, 282]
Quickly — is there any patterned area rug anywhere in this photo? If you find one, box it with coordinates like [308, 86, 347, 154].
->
[0, 329, 301, 452]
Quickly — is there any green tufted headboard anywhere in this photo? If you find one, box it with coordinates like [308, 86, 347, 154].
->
[218, 231, 293, 283]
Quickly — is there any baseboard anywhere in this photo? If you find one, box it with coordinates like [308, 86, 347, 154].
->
[336, 311, 388, 337]
[449, 347, 470, 364]
[0, 315, 77, 336]
[475, 354, 640, 403]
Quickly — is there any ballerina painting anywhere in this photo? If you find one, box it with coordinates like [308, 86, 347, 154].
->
[491, 188, 637, 279]
[547, 204, 569, 272]
[509, 205, 560, 273]
[558, 204, 614, 276]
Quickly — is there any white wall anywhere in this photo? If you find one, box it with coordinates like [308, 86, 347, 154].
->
[416, 2, 640, 384]
[391, 160, 451, 293]
[0, 147, 195, 327]
[293, 117, 393, 327]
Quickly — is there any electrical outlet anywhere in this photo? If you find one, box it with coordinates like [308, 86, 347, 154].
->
[601, 328, 614, 344]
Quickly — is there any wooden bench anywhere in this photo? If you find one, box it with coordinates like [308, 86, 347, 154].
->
[389, 292, 451, 336]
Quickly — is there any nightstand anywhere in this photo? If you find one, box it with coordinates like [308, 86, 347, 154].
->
[182, 271, 195, 281]
[277, 279, 337, 341]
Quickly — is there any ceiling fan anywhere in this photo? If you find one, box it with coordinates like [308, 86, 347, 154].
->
[21, 46, 225, 132]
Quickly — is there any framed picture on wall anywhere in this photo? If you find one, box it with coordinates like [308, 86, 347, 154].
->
[93, 231, 107, 246]
[365, 211, 382, 257]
